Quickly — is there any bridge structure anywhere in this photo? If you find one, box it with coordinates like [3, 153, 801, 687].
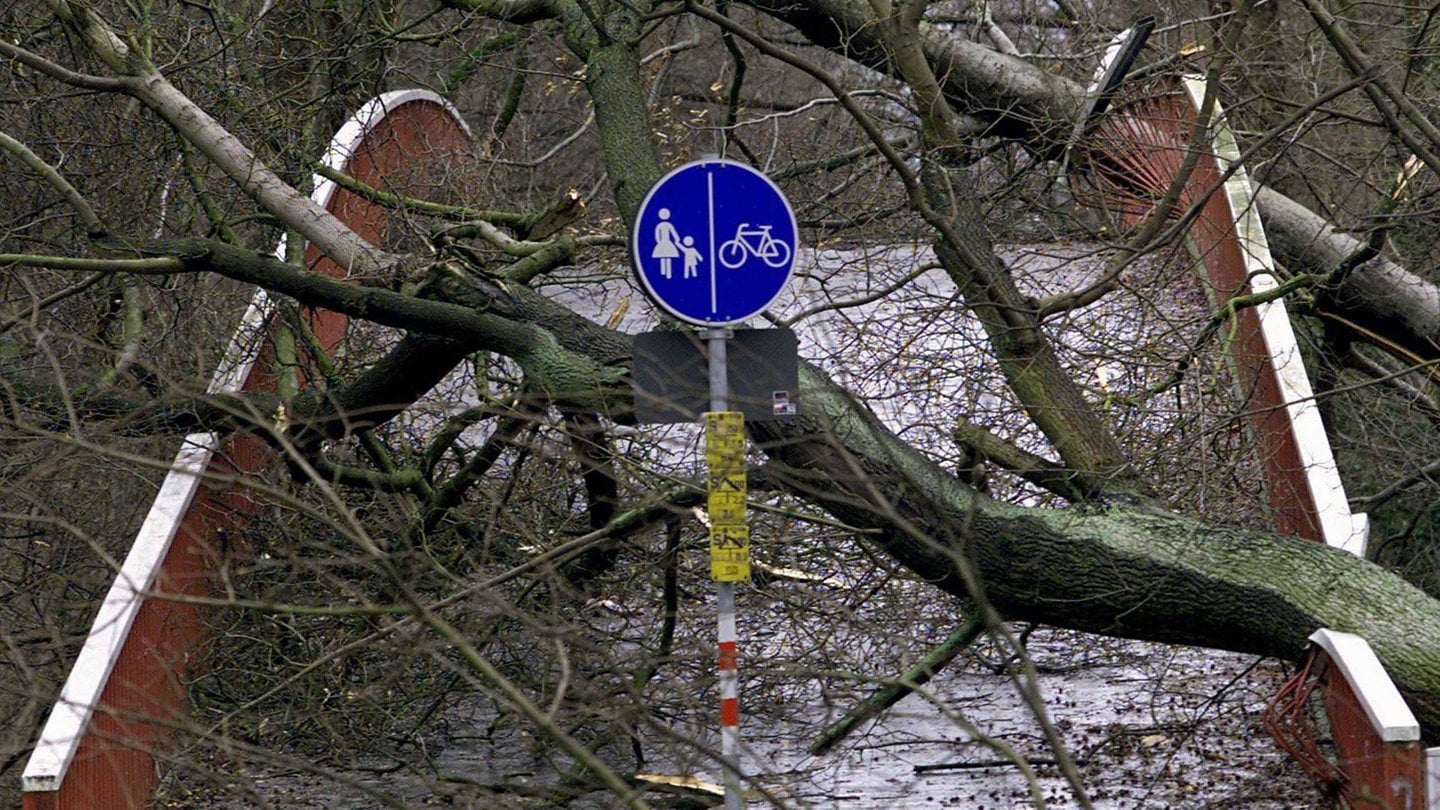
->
[1072, 27, 1437, 807]
[19, 48, 1440, 810]
[20, 89, 472, 810]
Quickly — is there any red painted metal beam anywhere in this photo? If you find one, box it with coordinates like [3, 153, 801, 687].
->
[23, 90, 472, 810]
[1071, 33, 1422, 800]
[1163, 79, 1428, 809]
[1077, 69, 1420, 807]
[1311, 630, 1425, 808]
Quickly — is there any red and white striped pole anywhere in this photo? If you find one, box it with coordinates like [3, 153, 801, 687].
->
[718, 586, 741, 795]
[704, 329, 747, 810]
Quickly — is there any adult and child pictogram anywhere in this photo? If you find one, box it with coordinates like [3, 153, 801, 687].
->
[651, 208, 705, 280]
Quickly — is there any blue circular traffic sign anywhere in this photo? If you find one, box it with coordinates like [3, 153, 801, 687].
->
[632, 158, 798, 326]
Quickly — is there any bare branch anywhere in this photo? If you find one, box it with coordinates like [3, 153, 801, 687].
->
[0, 131, 105, 236]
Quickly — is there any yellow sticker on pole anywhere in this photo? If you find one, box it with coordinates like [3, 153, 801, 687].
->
[705, 413, 749, 580]
[708, 490, 747, 523]
[707, 468, 746, 493]
[705, 410, 747, 521]
[710, 522, 750, 581]
[705, 412, 744, 462]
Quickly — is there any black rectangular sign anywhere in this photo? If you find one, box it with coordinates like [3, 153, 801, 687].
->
[633, 328, 800, 424]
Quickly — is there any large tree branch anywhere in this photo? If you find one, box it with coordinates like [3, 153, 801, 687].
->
[0, 131, 105, 236]
[739, 0, 1440, 372]
[746, 362, 1440, 740]
[736, 0, 1083, 143]
[1257, 187, 1440, 365]
[441, 0, 560, 25]
[43, 1, 393, 277]
[96, 237, 625, 409]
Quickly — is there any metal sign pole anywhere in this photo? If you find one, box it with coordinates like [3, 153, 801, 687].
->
[630, 158, 795, 810]
[704, 327, 744, 810]
[708, 329, 730, 415]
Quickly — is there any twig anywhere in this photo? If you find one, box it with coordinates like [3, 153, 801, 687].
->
[914, 757, 1065, 773]
[810, 607, 984, 755]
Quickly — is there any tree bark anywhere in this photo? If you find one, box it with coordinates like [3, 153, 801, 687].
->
[747, 364, 1440, 740]
[1257, 186, 1440, 364]
[737, 0, 1082, 144]
[738, 0, 1440, 368]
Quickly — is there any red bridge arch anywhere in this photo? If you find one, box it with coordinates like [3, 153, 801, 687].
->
[22, 89, 472, 810]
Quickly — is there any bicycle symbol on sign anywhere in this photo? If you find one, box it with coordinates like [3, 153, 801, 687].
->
[718, 223, 791, 270]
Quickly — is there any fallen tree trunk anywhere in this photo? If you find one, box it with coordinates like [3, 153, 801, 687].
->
[1257, 186, 1440, 364]
[116, 236, 1440, 740]
[739, 0, 1083, 144]
[748, 364, 1440, 740]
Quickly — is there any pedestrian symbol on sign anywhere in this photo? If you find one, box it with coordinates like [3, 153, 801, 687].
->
[650, 209, 706, 280]
[651, 208, 681, 278]
[632, 158, 798, 326]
